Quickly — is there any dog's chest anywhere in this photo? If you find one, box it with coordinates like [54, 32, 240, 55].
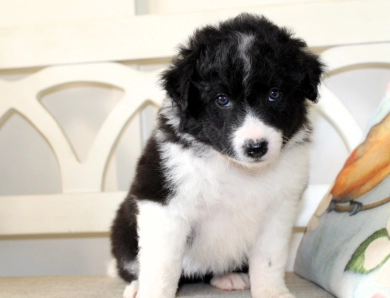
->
[181, 197, 264, 276]
[161, 142, 309, 276]
[166, 150, 284, 275]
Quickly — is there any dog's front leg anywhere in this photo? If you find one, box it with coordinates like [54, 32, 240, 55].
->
[249, 201, 297, 298]
[137, 201, 190, 298]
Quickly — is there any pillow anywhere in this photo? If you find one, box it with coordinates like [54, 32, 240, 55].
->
[294, 84, 390, 298]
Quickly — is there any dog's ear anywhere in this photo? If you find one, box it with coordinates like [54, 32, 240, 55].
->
[299, 52, 325, 102]
[161, 49, 196, 113]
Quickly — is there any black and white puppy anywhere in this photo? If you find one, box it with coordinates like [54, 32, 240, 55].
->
[110, 14, 324, 298]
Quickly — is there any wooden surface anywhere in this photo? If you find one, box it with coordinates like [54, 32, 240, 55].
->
[0, 273, 334, 298]
[0, 0, 135, 28]
[0, 63, 163, 193]
[1, 0, 389, 69]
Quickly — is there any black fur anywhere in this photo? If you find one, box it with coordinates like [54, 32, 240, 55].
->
[129, 136, 174, 204]
[110, 198, 139, 281]
[161, 13, 324, 156]
[110, 13, 324, 285]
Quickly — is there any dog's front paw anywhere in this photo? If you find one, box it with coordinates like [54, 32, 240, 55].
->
[210, 273, 250, 291]
[123, 281, 139, 298]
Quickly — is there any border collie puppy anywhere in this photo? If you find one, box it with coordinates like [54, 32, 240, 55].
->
[111, 13, 323, 298]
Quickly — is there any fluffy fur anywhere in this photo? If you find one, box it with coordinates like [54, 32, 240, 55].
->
[110, 14, 324, 298]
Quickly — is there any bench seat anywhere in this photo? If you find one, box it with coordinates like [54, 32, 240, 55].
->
[0, 272, 333, 298]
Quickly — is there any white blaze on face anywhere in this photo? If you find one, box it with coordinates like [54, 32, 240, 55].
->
[231, 112, 283, 164]
[238, 33, 254, 85]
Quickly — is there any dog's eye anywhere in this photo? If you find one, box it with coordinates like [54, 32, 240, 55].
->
[268, 88, 282, 102]
[215, 94, 231, 108]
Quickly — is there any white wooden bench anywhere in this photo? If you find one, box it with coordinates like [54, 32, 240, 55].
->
[1, 0, 389, 297]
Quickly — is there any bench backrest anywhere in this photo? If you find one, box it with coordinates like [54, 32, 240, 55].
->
[1, 0, 389, 273]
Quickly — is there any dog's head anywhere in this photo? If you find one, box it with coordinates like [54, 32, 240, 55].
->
[161, 14, 324, 166]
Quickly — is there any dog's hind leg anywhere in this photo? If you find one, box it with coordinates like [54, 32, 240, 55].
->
[210, 273, 250, 291]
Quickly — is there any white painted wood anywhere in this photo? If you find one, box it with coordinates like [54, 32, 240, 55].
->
[0, 0, 135, 28]
[0, 184, 328, 236]
[295, 184, 330, 228]
[315, 85, 363, 152]
[0, 192, 126, 235]
[141, 105, 159, 146]
[1, 0, 389, 69]
[0, 188, 328, 236]
[0, 63, 165, 193]
[146, 0, 331, 15]
[322, 43, 390, 73]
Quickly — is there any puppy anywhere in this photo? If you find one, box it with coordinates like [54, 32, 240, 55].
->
[110, 13, 324, 298]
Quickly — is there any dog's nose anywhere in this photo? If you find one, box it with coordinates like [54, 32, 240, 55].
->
[244, 139, 268, 158]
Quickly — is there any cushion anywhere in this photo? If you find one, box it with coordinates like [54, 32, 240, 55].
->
[295, 84, 390, 298]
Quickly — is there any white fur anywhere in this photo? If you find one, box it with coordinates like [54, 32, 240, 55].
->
[124, 260, 139, 277]
[238, 33, 254, 85]
[136, 200, 191, 298]
[131, 107, 310, 297]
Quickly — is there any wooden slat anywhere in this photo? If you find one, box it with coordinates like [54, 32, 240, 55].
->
[295, 184, 330, 228]
[0, 0, 135, 28]
[0, 185, 327, 236]
[1, 0, 389, 69]
[1, 63, 164, 193]
[314, 85, 363, 152]
[322, 43, 390, 73]
[146, 0, 329, 15]
[0, 192, 126, 236]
